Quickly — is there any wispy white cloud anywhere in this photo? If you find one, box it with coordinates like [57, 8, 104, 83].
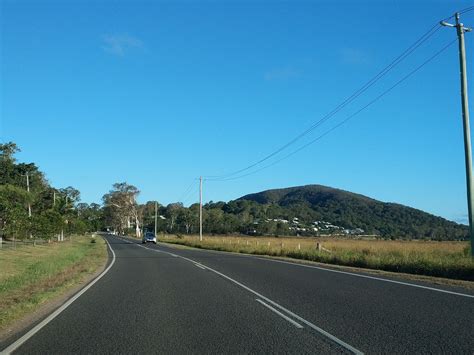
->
[101, 34, 144, 56]
[339, 48, 370, 65]
[264, 67, 301, 81]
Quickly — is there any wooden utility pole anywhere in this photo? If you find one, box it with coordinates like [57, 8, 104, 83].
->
[25, 172, 33, 241]
[199, 176, 203, 241]
[26, 172, 31, 218]
[442, 13, 473, 256]
[154, 201, 158, 237]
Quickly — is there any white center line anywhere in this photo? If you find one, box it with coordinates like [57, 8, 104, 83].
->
[256, 299, 303, 329]
[154, 239, 474, 299]
[194, 263, 206, 270]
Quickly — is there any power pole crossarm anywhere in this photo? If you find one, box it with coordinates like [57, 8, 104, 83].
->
[442, 12, 473, 256]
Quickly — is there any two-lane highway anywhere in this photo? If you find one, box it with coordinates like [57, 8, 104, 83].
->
[150, 238, 474, 354]
[2, 234, 473, 354]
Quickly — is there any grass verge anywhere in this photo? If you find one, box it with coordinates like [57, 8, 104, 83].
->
[0, 235, 108, 333]
[160, 235, 474, 281]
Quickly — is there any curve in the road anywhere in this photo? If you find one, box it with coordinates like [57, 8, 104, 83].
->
[129, 238, 364, 355]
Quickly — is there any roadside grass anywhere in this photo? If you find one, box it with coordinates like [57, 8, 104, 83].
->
[160, 235, 474, 281]
[0, 235, 107, 332]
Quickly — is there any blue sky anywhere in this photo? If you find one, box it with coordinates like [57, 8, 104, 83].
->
[1, 0, 473, 223]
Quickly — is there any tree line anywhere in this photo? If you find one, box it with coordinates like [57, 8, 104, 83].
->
[104, 186, 470, 240]
[2, 142, 467, 241]
[0, 142, 102, 241]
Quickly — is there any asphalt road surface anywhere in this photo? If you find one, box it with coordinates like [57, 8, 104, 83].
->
[2, 234, 474, 354]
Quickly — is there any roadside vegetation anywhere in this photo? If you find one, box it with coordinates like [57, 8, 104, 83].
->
[0, 142, 103, 245]
[160, 235, 474, 281]
[130, 186, 468, 241]
[0, 235, 107, 332]
[2, 140, 472, 288]
[0, 143, 108, 336]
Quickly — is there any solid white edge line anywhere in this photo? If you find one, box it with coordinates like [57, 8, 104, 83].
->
[155, 239, 474, 299]
[1, 237, 117, 355]
[128, 238, 363, 355]
[255, 299, 303, 329]
[251, 257, 474, 299]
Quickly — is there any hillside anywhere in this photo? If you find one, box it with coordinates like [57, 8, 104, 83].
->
[238, 185, 468, 240]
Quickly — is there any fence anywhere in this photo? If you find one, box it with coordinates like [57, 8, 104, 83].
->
[0, 237, 50, 250]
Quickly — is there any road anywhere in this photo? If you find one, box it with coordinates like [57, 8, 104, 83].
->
[2, 234, 474, 354]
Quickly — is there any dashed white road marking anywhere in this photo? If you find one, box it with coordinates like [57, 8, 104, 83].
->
[155, 239, 474, 299]
[122, 236, 363, 355]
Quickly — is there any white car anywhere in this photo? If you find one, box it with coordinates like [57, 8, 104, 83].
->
[142, 232, 157, 244]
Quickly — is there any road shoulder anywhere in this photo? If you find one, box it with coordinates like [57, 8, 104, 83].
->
[0, 235, 110, 347]
[158, 240, 474, 292]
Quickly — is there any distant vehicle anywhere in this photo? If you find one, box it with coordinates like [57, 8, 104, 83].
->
[142, 232, 157, 244]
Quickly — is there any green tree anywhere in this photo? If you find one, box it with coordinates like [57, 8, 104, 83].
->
[0, 184, 30, 239]
[102, 183, 141, 237]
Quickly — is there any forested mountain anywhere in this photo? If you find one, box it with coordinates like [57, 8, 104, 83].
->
[238, 185, 468, 240]
[136, 185, 468, 240]
[3, 141, 467, 241]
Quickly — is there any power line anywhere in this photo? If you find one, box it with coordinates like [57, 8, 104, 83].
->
[209, 38, 457, 182]
[177, 180, 195, 202]
[459, 5, 474, 15]
[182, 183, 200, 205]
[205, 21, 444, 180]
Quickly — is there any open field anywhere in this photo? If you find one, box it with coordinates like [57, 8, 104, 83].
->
[160, 234, 474, 281]
[0, 235, 108, 332]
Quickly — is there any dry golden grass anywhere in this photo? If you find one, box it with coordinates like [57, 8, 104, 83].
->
[161, 234, 473, 281]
